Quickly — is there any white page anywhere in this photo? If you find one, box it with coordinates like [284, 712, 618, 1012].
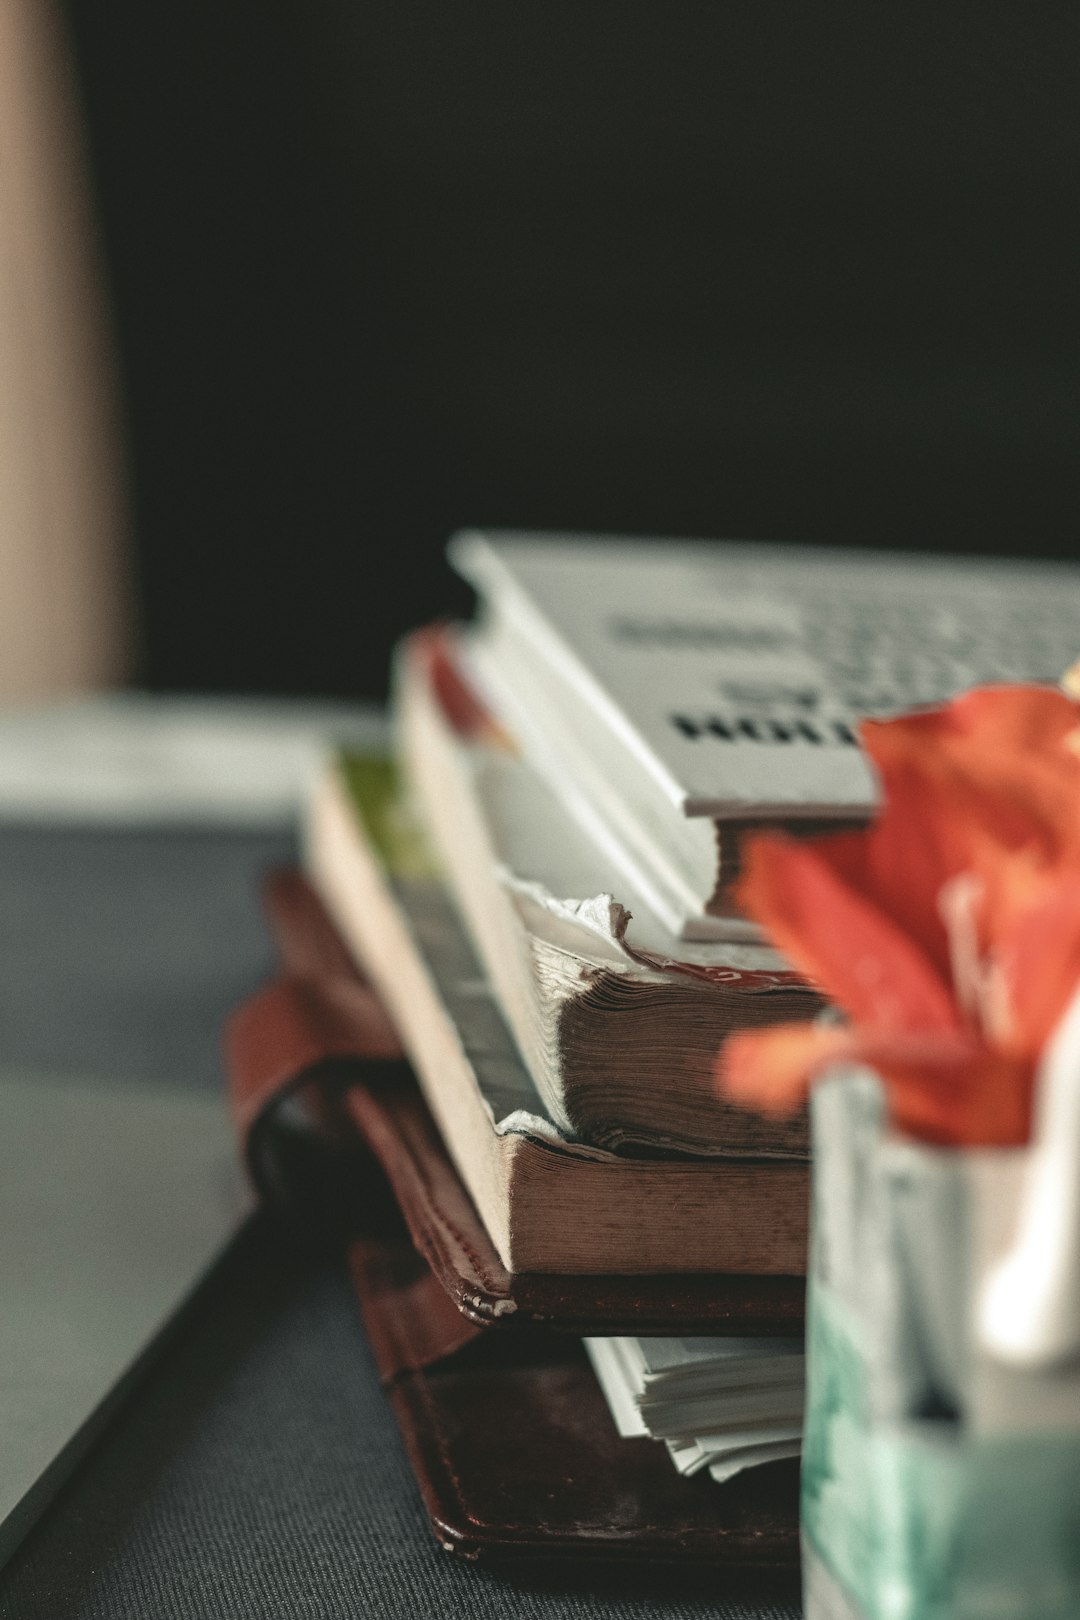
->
[707, 1440, 802, 1484]
[633, 1335, 804, 1376]
[584, 1337, 649, 1437]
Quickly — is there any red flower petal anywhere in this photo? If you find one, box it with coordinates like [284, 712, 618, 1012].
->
[996, 869, 1080, 1053]
[862, 685, 1080, 863]
[875, 1045, 1035, 1147]
[720, 1022, 856, 1116]
[720, 1020, 1036, 1147]
[729, 685, 1080, 1148]
[737, 834, 961, 1036]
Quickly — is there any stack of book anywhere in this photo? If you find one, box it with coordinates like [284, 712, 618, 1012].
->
[298, 533, 1080, 1503]
[213, 530, 1080, 1569]
[307, 564, 817, 1240]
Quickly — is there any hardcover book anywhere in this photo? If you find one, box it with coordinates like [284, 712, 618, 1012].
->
[452, 532, 1080, 937]
[393, 627, 816, 1158]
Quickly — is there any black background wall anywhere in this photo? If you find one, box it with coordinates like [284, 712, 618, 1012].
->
[59, 2, 1080, 699]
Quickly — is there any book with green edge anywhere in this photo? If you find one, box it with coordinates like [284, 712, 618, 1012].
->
[303, 748, 809, 1277]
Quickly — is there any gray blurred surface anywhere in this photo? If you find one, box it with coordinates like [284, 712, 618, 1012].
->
[0, 824, 290, 1087]
[0, 1069, 243, 1562]
[0, 821, 800, 1618]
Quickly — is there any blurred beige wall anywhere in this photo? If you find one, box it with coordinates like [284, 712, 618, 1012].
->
[0, 0, 130, 700]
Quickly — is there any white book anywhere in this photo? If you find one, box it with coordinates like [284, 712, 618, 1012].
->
[452, 531, 1080, 938]
[585, 1333, 804, 1486]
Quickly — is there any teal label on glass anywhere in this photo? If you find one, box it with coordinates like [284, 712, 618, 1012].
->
[804, 1176, 1080, 1620]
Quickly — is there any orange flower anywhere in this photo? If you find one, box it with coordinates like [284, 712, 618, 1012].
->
[718, 685, 1080, 1147]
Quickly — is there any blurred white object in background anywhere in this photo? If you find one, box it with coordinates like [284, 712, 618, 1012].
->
[0, 0, 130, 698]
[0, 695, 386, 824]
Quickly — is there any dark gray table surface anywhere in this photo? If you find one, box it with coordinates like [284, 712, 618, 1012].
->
[0, 823, 801, 1619]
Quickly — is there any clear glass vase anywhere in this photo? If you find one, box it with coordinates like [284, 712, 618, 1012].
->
[801, 1071, 1080, 1620]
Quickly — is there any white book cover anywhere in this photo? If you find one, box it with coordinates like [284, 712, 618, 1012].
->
[452, 532, 1080, 818]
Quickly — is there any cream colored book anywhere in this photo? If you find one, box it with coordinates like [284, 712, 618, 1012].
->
[394, 628, 815, 1158]
[304, 756, 808, 1276]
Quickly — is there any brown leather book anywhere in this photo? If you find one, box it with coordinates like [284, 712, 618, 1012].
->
[229, 870, 805, 1335]
[224, 869, 802, 1565]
